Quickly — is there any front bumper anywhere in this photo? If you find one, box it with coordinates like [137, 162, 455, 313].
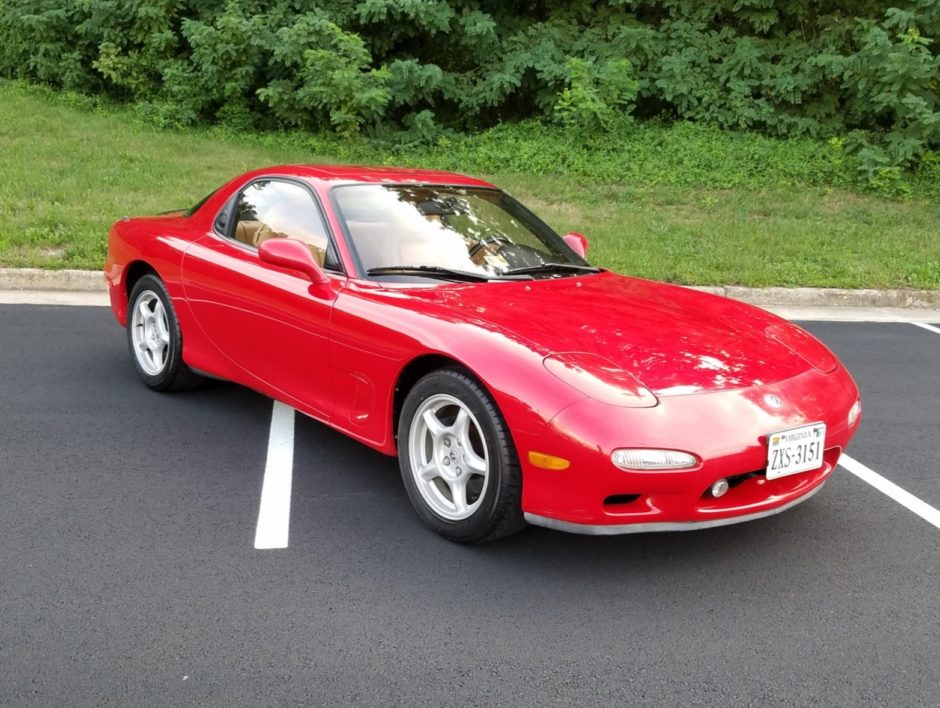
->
[516, 366, 859, 530]
[524, 479, 827, 535]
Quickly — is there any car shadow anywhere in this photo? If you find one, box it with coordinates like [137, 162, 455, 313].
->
[283, 401, 850, 600]
[122, 370, 851, 610]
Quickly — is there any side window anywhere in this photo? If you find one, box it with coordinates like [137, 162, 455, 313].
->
[230, 180, 338, 270]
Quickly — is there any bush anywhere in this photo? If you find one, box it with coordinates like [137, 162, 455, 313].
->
[1, 1, 938, 185]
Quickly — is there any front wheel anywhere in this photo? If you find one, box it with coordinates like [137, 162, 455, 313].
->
[127, 274, 203, 392]
[398, 367, 525, 543]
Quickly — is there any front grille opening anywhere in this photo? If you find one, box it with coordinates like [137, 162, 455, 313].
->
[728, 471, 760, 488]
[603, 494, 641, 507]
[700, 471, 760, 499]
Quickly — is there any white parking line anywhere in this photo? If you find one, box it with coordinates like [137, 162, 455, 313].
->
[911, 322, 940, 336]
[254, 401, 296, 549]
[839, 454, 940, 530]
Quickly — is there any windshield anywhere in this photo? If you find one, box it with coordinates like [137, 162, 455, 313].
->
[332, 185, 594, 280]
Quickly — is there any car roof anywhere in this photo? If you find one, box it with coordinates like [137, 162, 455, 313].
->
[253, 164, 496, 188]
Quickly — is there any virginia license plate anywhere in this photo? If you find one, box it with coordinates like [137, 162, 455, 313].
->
[766, 423, 826, 480]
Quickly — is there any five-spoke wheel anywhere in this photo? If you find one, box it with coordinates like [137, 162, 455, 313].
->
[130, 290, 170, 376]
[126, 274, 203, 392]
[409, 394, 490, 521]
[399, 367, 525, 542]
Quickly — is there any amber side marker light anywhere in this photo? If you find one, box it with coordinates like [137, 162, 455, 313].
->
[528, 451, 571, 470]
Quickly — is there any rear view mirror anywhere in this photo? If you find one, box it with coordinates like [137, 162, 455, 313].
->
[562, 232, 588, 258]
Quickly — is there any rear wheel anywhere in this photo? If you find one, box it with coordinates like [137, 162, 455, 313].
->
[127, 274, 203, 392]
[398, 367, 525, 543]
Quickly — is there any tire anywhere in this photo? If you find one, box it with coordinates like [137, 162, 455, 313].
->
[398, 366, 526, 543]
[126, 274, 203, 392]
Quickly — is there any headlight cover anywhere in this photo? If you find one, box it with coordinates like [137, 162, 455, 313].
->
[543, 352, 658, 408]
[611, 448, 700, 471]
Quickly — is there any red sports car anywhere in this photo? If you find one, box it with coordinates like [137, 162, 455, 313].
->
[105, 165, 862, 542]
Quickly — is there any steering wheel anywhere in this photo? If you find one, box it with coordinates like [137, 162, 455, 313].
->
[469, 235, 513, 258]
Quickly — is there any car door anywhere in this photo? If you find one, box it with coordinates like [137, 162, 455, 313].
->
[181, 178, 345, 419]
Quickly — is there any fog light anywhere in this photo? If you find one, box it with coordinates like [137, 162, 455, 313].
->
[610, 449, 699, 471]
[710, 478, 729, 498]
[848, 399, 862, 427]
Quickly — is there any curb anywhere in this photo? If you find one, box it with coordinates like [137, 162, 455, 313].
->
[1, 267, 939, 310]
[0, 268, 104, 292]
[688, 285, 940, 310]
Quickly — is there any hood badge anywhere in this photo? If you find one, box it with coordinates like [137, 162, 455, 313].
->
[764, 394, 783, 409]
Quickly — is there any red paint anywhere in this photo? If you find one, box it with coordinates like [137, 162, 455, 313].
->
[105, 165, 861, 531]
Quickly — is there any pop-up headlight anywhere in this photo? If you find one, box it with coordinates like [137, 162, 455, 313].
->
[543, 352, 658, 408]
[765, 323, 838, 373]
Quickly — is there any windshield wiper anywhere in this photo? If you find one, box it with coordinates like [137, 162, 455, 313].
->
[503, 263, 601, 276]
[367, 266, 494, 282]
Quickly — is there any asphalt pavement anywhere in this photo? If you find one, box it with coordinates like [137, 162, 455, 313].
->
[1, 305, 938, 707]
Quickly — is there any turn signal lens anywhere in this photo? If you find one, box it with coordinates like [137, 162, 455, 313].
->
[848, 399, 862, 427]
[528, 451, 571, 470]
[611, 449, 699, 471]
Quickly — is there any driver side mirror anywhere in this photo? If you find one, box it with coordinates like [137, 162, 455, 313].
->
[258, 238, 333, 296]
[562, 232, 588, 258]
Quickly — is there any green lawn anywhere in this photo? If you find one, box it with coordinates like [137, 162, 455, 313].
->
[1, 81, 938, 288]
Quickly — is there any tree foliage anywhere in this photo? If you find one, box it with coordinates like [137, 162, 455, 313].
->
[1, 1, 937, 178]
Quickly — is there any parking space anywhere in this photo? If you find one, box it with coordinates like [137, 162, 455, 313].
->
[1, 305, 938, 706]
[800, 321, 940, 510]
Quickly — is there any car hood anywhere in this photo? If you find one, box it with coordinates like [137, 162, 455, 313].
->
[422, 271, 816, 396]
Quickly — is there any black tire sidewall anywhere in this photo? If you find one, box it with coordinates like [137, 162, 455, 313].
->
[398, 368, 521, 542]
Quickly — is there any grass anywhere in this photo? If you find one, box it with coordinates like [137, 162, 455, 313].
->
[1, 80, 938, 288]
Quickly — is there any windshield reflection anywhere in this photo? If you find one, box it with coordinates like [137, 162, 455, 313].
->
[332, 185, 592, 280]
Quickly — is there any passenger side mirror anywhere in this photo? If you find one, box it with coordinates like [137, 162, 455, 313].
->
[259, 238, 331, 289]
[562, 232, 588, 258]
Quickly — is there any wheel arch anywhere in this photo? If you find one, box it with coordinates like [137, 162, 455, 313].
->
[392, 353, 497, 449]
[110, 260, 160, 327]
[391, 352, 528, 542]
[124, 260, 159, 301]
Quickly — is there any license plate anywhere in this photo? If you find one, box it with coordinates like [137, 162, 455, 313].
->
[766, 423, 826, 480]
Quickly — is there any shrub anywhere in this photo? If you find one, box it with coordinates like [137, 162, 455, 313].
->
[1, 1, 938, 185]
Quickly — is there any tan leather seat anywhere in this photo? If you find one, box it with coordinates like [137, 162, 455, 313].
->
[234, 219, 327, 267]
[306, 242, 326, 267]
[253, 223, 282, 247]
[234, 220, 265, 247]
